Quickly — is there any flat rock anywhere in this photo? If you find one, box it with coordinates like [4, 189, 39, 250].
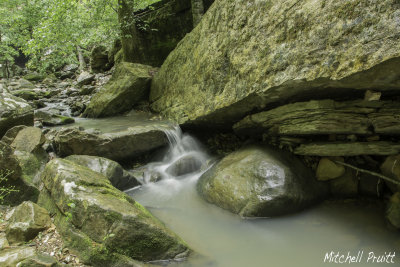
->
[52, 126, 167, 161]
[234, 100, 400, 136]
[65, 155, 140, 191]
[76, 72, 95, 86]
[197, 145, 328, 217]
[294, 142, 400, 156]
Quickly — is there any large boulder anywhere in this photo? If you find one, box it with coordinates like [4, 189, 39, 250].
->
[150, 0, 400, 127]
[52, 126, 167, 161]
[83, 62, 156, 118]
[0, 127, 47, 205]
[6, 201, 51, 245]
[90, 45, 110, 73]
[65, 155, 140, 191]
[39, 158, 189, 265]
[119, 0, 194, 67]
[0, 92, 34, 137]
[197, 146, 328, 217]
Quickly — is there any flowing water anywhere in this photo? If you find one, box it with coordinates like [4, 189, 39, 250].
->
[125, 126, 400, 267]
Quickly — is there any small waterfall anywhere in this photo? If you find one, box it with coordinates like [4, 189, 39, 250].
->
[127, 125, 212, 195]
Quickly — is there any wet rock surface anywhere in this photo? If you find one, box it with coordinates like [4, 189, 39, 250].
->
[197, 145, 329, 217]
[51, 125, 167, 162]
[39, 158, 189, 265]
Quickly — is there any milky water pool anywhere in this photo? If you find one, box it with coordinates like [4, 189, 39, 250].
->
[126, 127, 400, 267]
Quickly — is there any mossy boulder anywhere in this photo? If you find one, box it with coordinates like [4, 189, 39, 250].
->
[84, 62, 156, 118]
[119, 0, 193, 67]
[6, 201, 51, 244]
[10, 127, 46, 153]
[65, 155, 140, 191]
[150, 0, 400, 127]
[0, 246, 36, 267]
[197, 146, 328, 217]
[0, 92, 33, 137]
[17, 253, 62, 267]
[90, 45, 110, 73]
[40, 158, 189, 265]
[0, 127, 47, 205]
[23, 72, 45, 82]
[34, 110, 75, 126]
[52, 125, 167, 162]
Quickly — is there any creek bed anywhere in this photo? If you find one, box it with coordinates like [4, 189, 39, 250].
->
[130, 178, 399, 267]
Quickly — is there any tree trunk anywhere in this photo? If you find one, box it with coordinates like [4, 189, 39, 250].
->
[191, 0, 204, 27]
[77, 45, 86, 72]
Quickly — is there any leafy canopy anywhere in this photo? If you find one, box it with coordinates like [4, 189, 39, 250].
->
[0, 0, 160, 73]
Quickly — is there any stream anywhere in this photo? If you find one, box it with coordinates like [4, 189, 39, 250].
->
[64, 114, 400, 267]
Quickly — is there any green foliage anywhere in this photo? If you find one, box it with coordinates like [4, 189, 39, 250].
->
[0, 0, 160, 73]
[0, 170, 19, 204]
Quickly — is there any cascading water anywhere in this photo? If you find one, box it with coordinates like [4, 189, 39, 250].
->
[125, 125, 399, 267]
[126, 125, 212, 197]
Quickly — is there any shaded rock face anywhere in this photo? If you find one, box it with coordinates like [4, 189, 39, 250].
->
[0, 127, 48, 205]
[6, 201, 51, 245]
[51, 126, 167, 162]
[65, 155, 140, 191]
[0, 92, 34, 137]
[83, 63, 155, 118]
[119, 0, 193, 67]
[150, 0, 400, 127]
[90, 45, 110, 73]
[386, 192, 400, 230]
[40, 159, 189, 265]
[197, 146, 328, 217]
[381, 155, 400, 193]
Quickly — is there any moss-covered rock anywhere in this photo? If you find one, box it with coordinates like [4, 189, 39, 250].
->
[10, 127, 46, 153]
[150, 0, 400, 127]
[23, 72, 45, 82]
[0, 246, 36, 267]
[84, 62, 156, 118]
[17, 253, 62, 267]
[197, 145, 329, 217]
[52, 125, 167, 162]
[90, 45, 110, 73]
[65, 155, 140, 191]
[119, 0, 193, 67]
[0, 92, 34, 138]
[34, 110, 75, 126]
[6, 201, 51, 244]
[40, 158, 189, 265]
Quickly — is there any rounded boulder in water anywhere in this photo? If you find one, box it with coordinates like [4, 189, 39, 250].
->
[197, 145, 329, 217]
